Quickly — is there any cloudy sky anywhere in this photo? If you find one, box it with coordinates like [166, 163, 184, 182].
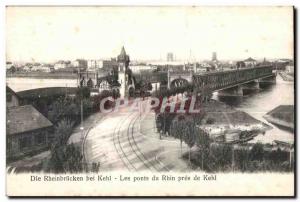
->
[6, 6, 293, 63]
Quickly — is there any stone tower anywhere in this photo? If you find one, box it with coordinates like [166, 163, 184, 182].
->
[117, 46, 130, 98]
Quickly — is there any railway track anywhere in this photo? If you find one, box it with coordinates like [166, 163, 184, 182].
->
[112, 113, 137, 171]
[112, 110, 169, 172]
[129, 114, 170, 172]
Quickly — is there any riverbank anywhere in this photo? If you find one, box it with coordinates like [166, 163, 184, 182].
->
[7, 72, 78, 79]
[6, 77, 77, 92]
[199, 99, 272, 144]
[263, 105, 294, 132]
[279, 71, 294, 82]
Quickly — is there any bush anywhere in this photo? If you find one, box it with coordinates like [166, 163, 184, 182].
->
[206, 117, 215, 124]
[208, 144, 232, 171]
[47, 143, 83, 173]
[249, 143, 264, 161]
[76, 87, 90, 99]
[53, 119, 74, 146]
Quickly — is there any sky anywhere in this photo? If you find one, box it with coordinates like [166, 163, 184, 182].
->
[6, 6, 294, 63]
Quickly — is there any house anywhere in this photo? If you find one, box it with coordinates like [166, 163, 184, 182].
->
[87, 59, 119, 71]
[6, 62, 14, 70]
[23, 65, 32, 72]
[7, 105, 53, 159]
[54, 60, 71, 70]
[236, 61, 246, 69]
[87, 60, 102, 71]
[72, 59, 88, 69]
[31, 63, 42, 71]
[6, 86, 54, 160]
[244, 57, 257, 67]
[6, 86, 20, 108]
[31, 64, 52, 72]
[129, 65, 155, 73]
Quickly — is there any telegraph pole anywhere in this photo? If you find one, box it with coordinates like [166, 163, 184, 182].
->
[81, 99, 84, 130]
[80, 88, 84, 132]
[139, 98, 141, 132]
[232, 144, 235, 172]
[289, 148, 293, 170]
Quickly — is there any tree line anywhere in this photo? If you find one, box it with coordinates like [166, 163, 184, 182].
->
[155, 114, 294, 172]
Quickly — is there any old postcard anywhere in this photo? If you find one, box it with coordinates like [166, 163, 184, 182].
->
[5, 6, 294, 197]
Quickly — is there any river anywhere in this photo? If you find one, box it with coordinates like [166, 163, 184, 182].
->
[6, 77, 77, 92]
[213, 75, 294, 144]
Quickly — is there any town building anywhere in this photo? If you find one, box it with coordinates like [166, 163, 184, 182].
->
[117, 46, 135, 98]
[236, 61, 246, 69]
[23, 65, 32, 72]
[31, 64, 53, 72]
[129, 65, 156, 73]
[87, 60, 102, 70]
[7, 105, 53, 159]
[212, 52, 217, 61]
[54, 60, 71, 70]
[6, 86, 54, 160]
[275, 59, 293, 70]
[244, 57, 257, 67]
[102, 59, 119, 70]
[87, 59, 119, 71]
[6, 62, 14, 70]
[30, 63, 42, 71]
[78, 47, 136, 97]
[72, 59, 88, 70]
[167, 52, 174, 62]
[6, 86, 20, 108]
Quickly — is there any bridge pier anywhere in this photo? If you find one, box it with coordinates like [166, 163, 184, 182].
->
[241, 80, 260, 95]
[218, 85, 243, 97]
[258, 74, 276, 88]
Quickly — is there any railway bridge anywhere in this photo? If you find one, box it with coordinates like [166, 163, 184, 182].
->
[168, 65, 276, 96]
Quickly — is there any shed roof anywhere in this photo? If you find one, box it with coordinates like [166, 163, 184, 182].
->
[7, 105, 53, 136]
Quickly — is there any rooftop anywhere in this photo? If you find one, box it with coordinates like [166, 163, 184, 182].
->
[7, 105, 53, 136]
[117, 46, 130, 62]
[244, 57, 256, 62]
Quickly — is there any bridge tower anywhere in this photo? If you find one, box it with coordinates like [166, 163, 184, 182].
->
[117, 46, 132, 98]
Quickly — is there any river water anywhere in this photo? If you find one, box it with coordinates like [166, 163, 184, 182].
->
[213, 76, 294, 144]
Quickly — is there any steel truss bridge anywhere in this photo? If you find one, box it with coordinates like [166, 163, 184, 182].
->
[191, 65, 275, 92]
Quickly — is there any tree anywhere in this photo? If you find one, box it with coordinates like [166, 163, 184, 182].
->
[47, 143, 83, 173]
[196, 129, 211, 170]
[250, 143, 264, 161]
[209, 143, 232, 171]
[46, 119, 84, 173]
[62, 143, 84, 173]
[76, 87, 90, 99]
[48, 96, 80, 124]
[234, 148, 250, 172]
[53, 119, 75, 146]
[155, 113, 163, 134]
[183, 121, 198, 163]
[169, 118, 185, 156]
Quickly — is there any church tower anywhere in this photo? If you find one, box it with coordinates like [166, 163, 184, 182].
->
[117, 46, 130, 98]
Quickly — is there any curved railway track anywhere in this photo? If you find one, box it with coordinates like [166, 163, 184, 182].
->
[112, 111, 169, 172]
[130, 114, 170, 172]
[112, 113, 137, 171]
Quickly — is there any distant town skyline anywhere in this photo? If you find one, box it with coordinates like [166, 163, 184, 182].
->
[6, 6, 293, 63]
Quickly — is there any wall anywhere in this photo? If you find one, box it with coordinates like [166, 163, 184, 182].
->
[7, 127, 52, 160]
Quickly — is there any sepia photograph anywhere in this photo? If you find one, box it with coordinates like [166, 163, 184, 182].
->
[5, 5, 295, 197]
